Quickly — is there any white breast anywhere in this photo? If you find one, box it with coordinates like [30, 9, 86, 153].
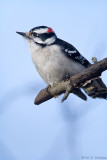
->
[27, 40, 85, 85]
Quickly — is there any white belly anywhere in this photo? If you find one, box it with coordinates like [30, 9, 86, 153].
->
[28, 42, 85, 85]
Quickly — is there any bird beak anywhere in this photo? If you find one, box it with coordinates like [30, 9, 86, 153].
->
[16, 31, 31, 39]
[16, 32, 26, 37]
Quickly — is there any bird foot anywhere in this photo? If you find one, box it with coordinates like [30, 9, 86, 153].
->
[45, 84, 51, 92]
[64, 74, 70, 81]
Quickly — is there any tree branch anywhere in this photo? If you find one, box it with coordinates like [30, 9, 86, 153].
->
[34, 58, 107, 105]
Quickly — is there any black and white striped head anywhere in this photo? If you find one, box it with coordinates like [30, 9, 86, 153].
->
[17, 26, 57, 46]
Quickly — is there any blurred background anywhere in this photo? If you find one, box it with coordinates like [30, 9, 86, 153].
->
[0, 0, 107, 160]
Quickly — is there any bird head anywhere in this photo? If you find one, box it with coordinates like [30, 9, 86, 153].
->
[16, 26, 57, 46]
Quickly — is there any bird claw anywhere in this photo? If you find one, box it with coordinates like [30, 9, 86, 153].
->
[64, 74, 70, 81]
[45, 84, 51, 92]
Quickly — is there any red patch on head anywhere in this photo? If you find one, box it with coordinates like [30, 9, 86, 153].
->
[47, 28, 54, 33]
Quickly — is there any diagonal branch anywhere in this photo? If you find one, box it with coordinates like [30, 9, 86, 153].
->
[34, 58, 107, 105]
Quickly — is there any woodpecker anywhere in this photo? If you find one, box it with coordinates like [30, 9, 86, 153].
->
[16, 26, 107, 100]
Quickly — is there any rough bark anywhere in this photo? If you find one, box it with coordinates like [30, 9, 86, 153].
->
[34, 58, 107, 105]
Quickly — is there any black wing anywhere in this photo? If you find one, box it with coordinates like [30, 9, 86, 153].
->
[55, 38, 91, 68]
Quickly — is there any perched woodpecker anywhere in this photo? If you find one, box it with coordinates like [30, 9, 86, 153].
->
[16, 26, 107, 100]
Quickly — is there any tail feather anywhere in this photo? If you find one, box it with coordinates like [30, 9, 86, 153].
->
[72, 88, 87, 101]
[82, 77, 107, 99]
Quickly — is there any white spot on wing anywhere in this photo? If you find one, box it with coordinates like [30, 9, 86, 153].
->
[68, 50, 77, 54]
[65, 49, 68, 52]
[65, 49, 77, 54]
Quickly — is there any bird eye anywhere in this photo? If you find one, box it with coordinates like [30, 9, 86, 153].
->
[31, 32, 38, 37]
